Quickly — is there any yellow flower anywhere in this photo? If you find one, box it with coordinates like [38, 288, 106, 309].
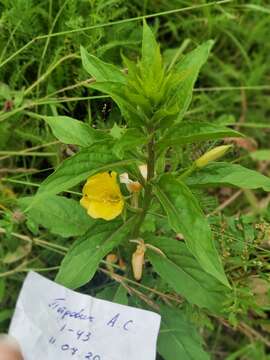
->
[195, 145, 232, 168]
[80, 171, 124, 221]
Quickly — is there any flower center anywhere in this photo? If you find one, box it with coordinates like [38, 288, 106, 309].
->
[86, 192, 121, 203]
[106, 193, 121, 203]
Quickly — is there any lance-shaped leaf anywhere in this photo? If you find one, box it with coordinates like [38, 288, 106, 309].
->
[186, 162, 270, 191]
[81, 46, 126, 83]
[140, 20, 164, 102]
[250, 150, 270, 161]
[90, 81, 146, 127]
[97, 284, 128, 306]
[141, 20, 161, 71]
[157, 121, 243, 150]
[154, 174, 229, 287]
[172, 41, 214, 122]
[147, 236, 228, 313]
[43, 115, 107, 147]
[113, 128, 147, 158]
[35, 145, 136, 199]
[158, 305, 209, 360]
[56, 217, 134, 289]
[19, 195, 95, 238]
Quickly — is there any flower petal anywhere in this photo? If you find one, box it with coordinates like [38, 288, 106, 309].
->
[80, 196, 90, 210]
[139, 164, 148, 179]
[83, 172, 121, 200]
[80, 171, 124, 220]
[87, 199, 124, 221]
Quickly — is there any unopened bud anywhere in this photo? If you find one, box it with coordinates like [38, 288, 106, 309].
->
[195, 145, 232, 168]
[106, 253, 118, 272]
[127, 181, 142, 193]
[132, 243, 146, 281]
[119, 258, 127, 271]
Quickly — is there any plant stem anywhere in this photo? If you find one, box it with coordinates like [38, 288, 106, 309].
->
[132, 133, 155, 238]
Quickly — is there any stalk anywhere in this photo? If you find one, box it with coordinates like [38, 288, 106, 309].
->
[132, 132, 155, 238]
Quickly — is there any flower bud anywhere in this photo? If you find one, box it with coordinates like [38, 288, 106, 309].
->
[132, 243, 146, 281]
[195, 145, 232, 168]
[106, 253, 118, 272]
[119, 258, 127, 271]
[127, 181, 142, 193]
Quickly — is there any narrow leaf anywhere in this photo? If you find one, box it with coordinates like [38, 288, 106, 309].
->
[113, 128, 147, 158]
[141, 20, 160, 69]
[158, 305, 209, 360]
[97, 284, 128, 306]
[80, 46, 126, 83]
[43, 115, 103, 147]
[250, 150, 270, 161]
[35, 145, 136, 199]
[140, 20, 164, 102]
[173, 41, 214, 122]
[157, 121, 243, 149]
[56, 218, 134, 289]
[154, 174, 229, 287]
[90, 81, 146, 126]
[20, 195, 95, 237]
[186, 162, 270, 191]
[147, 236, 228, 313]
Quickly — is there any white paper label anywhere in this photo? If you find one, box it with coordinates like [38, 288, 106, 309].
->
[9, 272, 161, 360]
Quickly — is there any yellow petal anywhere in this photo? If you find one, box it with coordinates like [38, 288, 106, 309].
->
[83, 172, 121, 200]
[80, 196, 90, 210]
[87, 198, 124, 221]
[80, 171, 124, 220]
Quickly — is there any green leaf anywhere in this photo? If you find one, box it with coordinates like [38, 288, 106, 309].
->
[35, 145, 136, 199]
[0, 279, 5, 302]
[140, 20, 164, 103]
[0, 309, 13, 324]
[186, 162, 270, 191]
[110, 123, 125, 139]
[90, 81, 146, 126]
[158, 305, 209, 360]
[80, 46, 126, 83]
[43, 115, 103, 147]
[172, 41, 214, 122]
[154, 174, 229, 287]
[250, 150, 270, 161]
[141, 20, 160, 70]
[157, 121, 243, 149]
[113, 284, 128, 305]
[113, 128, 147, 158]
[20, 195, 95, 237]
[0, 82, 11, 99]
[97, 284, 128, 306]
[146, 236, 228, 313]
[56, 218, 134, 289]
[141, 20, 163, 79]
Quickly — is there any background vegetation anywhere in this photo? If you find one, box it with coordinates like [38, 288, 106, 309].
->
[0, 1, 270, 359]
